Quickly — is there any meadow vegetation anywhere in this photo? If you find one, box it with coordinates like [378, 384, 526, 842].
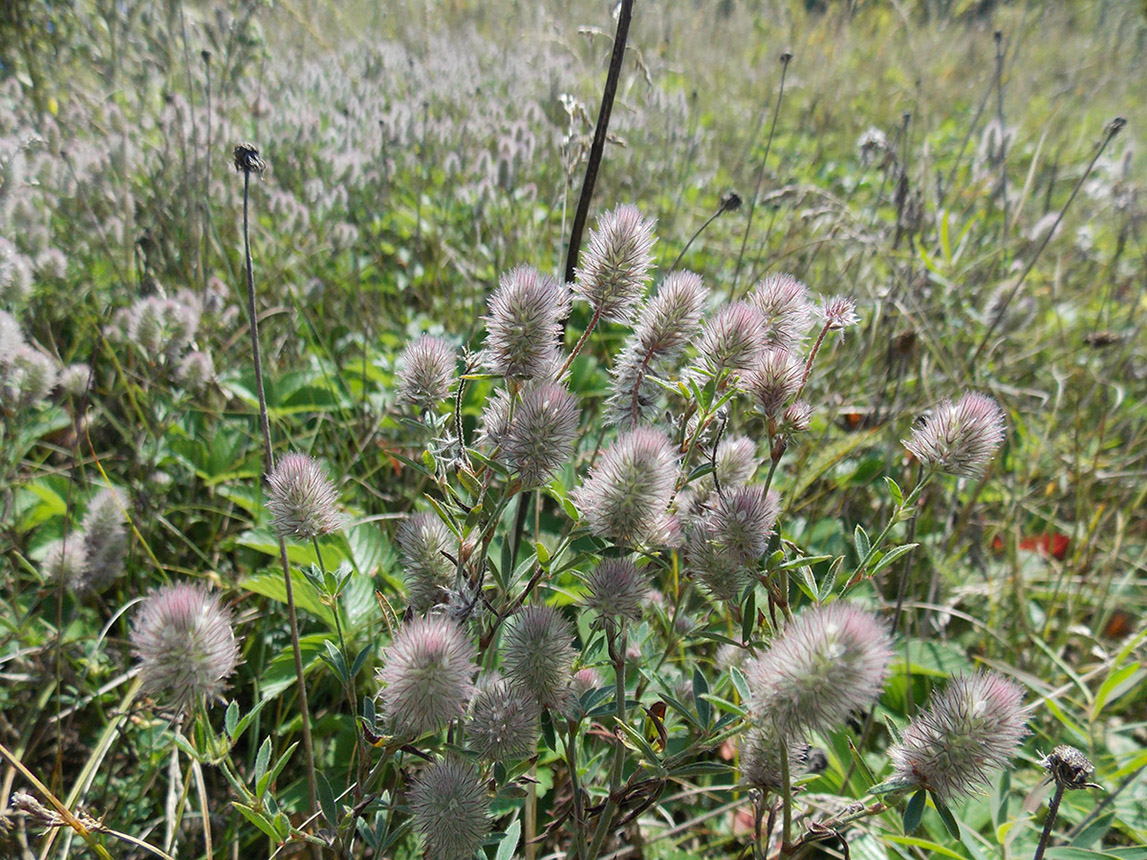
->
[0, 1, 1145, 859]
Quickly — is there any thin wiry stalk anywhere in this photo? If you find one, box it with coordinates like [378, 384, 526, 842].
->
[235, 147, 320, 846]
[732, 52, 792, 298]
[970, 117, 1125, 366]
[993, 31, 1009, 241]
[563, 0, 634, 287]
[1033, 780, 1066, 860]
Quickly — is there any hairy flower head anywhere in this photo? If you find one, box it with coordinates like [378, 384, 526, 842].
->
[740, 724, 809, 790]
[887, 671, 1027, 802]
[503, 381, 579, 488]
[131, 583, 241, 711]
[740, 348, 803, 419]
[39, 536, 88, 588]
[397, 335, 456, 411]
[484, 265, 569, 380]
[501, 605, 576, 710]
[583, 558, 648, 622]
[378, 616, 476, 736]
[816, 295, 860, 332]
[749, 273, 814, 349]
[573, 205, 656, 324]
[467, 678, 540, 761]
[1, 345, 57, 408]
[397, 512, 455, 613]
[81, 487, 129, 592]
[747, 603, 892, 737]
[266, 452, 342, 540]
[409, 757, 490, 860]
[903, 392, 1007, 478]
[572, 427, 679, 546]
[696, 302, 767, 374]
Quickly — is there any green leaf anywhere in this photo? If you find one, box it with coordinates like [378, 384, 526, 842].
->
[902, 789, 926, 833]
[1045, 850, 1126, 860]
[225, 701, 239, 740]
[854, 524, 871, 561]
[233, 802, 280, 841]
[1092, 661, 1142, 719]
[322, 639, 349, 684]
[869, 543, 919, 577]
[741, 589, 756, 644]
[254, 737, 271, 788]
[317, 772, 338, 828]
[933, 796, 961, 839]
[885, 476, 904, 506]
[242, 567, 336, 629]
[693, 667, 711, 728]
[729, 666, 750, 704]
[494, 819, 521, 860]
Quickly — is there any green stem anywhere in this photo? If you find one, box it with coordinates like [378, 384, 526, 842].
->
[587, 622, 629, 859]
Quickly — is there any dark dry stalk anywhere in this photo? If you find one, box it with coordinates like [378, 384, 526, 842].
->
[202, 50, 213, 296]
[1032, 780, 1066, 860]
[731, 52, 792, 298]
[970, 117, 1126, 367]
[235, 147, 321, 848]
[668, 192, 741, 274]
[993, 31, 1009, 240]
[563, 0, 634, 287]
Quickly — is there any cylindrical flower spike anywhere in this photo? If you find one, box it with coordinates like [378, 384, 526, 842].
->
[887, 671, 1027, 803]
[503, 381, 580, 488]
[266, 452, 342, 540]
[467, 678, 540, 761]
[484, 264, 569, 380]
[377, 616, 476, 736]
[131, 583, 241, 712]
[396, 334, 456, 412]
[903, 392, 1007, 478]
[747, 602, 893, 738]
[409, 757, 490, 860]
[583, 558, 649, 622]
[396, 512, 455, 614]
[573, 204, 656, 324]
[501, 605, 576, 711]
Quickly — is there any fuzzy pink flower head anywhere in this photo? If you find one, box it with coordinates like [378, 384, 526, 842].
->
[131, 583, 241, 711]
[749, 273, 814, 350]
[378, 617, 475, 736]
[816, 295, 860, 332]
[409, 757, 490, 860]
[266, 452, 342, 540]
[396, 334, 456, 411]
[888, 671, 1028, 803]
[484, 265, 570, 380]
[397, 512, 455, 614]
[747, 603, 893, 738]
[740, 348, 803, 419]
[903, 392, 1007, 478]
[501, 605, 577, 710]
[573, 204, 656, 324]
[572, 426, 680, 547]
[467, 678, 540, 761]
[583, 558, 649, 622]
[696, 301, 768, 374]
[709, 486, 780, 565]
[740, 723, 809, 790]
[503, 381, 580, 488]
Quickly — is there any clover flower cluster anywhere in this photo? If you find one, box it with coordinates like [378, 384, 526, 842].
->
[0, 310, 59, 410]
[38, 487, 131, 594]
[742, 603, 893, 788]
[904, 392, 1007, 478]
[266, 452, 343, 541]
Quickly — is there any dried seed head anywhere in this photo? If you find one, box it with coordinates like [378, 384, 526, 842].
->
[397, 335, 456, 411]
[583, 558, 648, 622]
[888, 671, 1028, 802]
[409, 757, 490, 860]
[232, 143, 265, 174]
[696, 301, 767, 373]
[467, 678, 540, 761]
[484, 265, 569, 380]
[397, 512, 455, 613]
[573, 204, 656, 324]
[131, 583, 241, 712]
[377, 616, 476, 736]
[501, 605, 577, 710]
[747, 603, 893, 738]
[740, 348, 803, 419]
[749, 273, 814, 350]
[572, 427, 680, 547]
[1040, 745, 1096, 791]
[503, 381, 579, 488]
[903, 392, 1007, 478]
[266, 452, 342, 540]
